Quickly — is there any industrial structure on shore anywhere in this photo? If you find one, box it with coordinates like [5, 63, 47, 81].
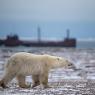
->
[0, 28, 76, 47]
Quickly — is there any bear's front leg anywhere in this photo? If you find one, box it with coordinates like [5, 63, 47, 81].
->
[39, 73, 49, 89]
[17, 75, 31, 88]
[32, 75, 40, 88]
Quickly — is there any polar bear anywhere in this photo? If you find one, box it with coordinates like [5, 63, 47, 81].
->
[0, 52, 75, 89]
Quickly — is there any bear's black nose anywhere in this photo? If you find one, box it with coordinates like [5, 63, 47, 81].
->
[68, 63, 76, 70]
[68, 64, 71, 66]
[68, 63, 73, 66]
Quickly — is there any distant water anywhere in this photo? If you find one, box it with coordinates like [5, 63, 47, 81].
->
[77, 41, 95, 49]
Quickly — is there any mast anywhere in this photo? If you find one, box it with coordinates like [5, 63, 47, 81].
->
[66, 29, 70, 39]
[37, 26, 41, 42]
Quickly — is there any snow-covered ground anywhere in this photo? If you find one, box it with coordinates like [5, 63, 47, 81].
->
[0, 47, 95, 95]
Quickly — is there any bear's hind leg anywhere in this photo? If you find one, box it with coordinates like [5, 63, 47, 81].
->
[0, 72, 16, 88]
[17, 75, 31, 88]
[0, 80, 8, 88]
[32, 75, 40, 88]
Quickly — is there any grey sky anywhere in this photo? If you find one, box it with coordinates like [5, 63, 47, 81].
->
[0, 0, 95, 22]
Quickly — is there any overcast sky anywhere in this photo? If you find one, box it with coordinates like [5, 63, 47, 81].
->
[0, 0, 95, 22]
[0, 0, 95, 40]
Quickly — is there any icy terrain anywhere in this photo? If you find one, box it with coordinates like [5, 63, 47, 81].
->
[0, 46, 95, 95]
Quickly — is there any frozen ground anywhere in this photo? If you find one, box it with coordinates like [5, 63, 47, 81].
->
[0, 46, 95, 95]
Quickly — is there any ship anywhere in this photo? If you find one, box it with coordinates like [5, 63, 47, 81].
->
[0, 28, 76, 47]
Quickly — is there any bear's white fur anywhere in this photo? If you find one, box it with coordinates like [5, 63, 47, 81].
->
[0, 52, 74, 88]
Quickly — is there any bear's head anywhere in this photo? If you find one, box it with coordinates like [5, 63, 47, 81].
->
[47, 55, 75, 69]
[57, 57, 75, 69]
